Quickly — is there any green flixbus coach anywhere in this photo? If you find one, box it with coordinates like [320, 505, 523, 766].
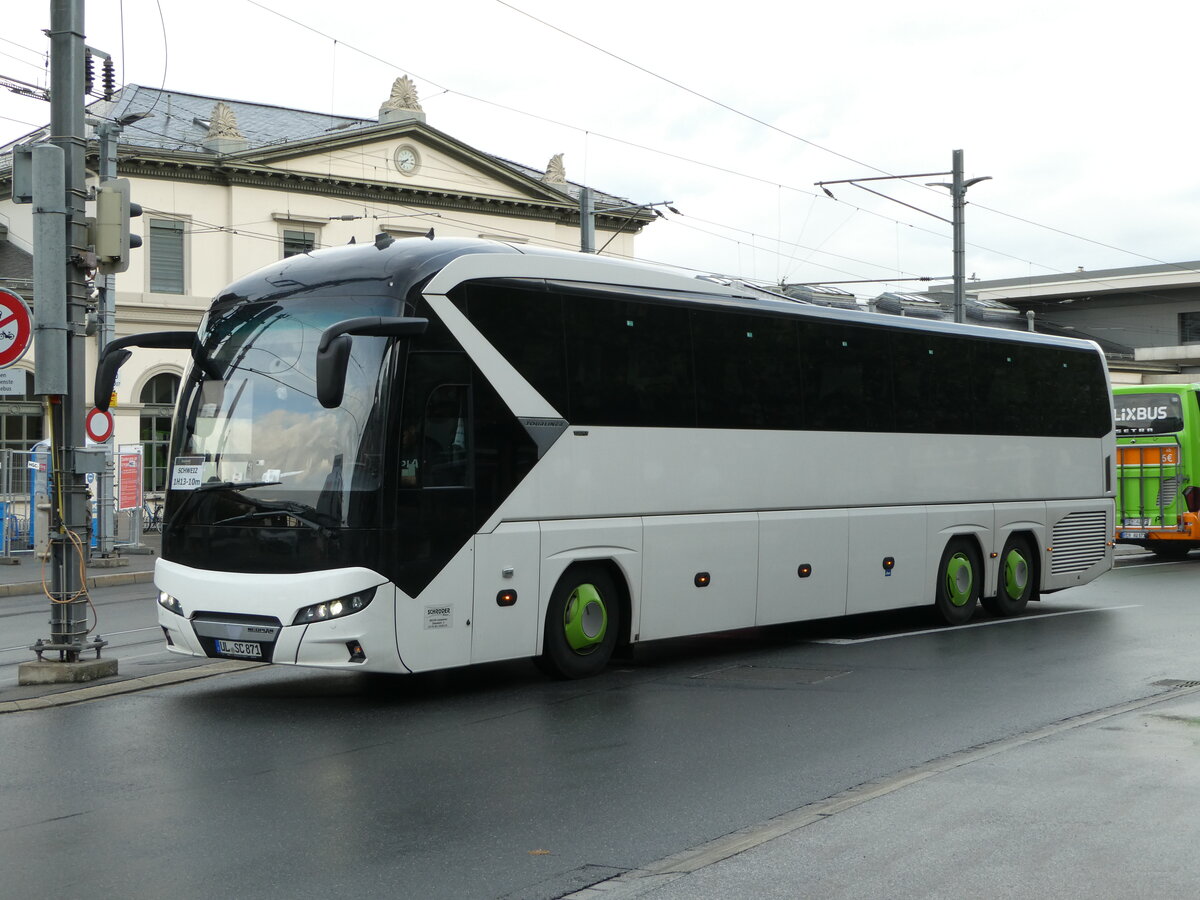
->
[1114, 383, 1200, 558]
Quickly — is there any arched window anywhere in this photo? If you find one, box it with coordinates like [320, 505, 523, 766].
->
[140, 373, 179, 494]
[0, 370, 43, 494]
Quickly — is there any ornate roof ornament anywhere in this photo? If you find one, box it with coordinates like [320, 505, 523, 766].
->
[542, 153, 567, 185]
[383, 76, 423, 112]
[207, 101, 244, 140]
[380, 76, 427, 124]
[202, 101, 248, 154]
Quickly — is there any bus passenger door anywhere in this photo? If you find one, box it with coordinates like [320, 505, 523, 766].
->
[393, 353, 476, 670]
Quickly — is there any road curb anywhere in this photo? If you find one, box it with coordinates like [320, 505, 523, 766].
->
[0, 569, 155, 598]
[0, 659, 264, 714]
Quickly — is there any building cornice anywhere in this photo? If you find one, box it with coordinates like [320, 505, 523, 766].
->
[99, 151, 649, 232]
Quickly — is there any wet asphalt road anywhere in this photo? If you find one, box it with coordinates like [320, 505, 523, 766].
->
[1, 554, 1195, 899]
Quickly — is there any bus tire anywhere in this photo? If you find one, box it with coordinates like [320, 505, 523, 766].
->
[982, 534, 1037, 617]
[935, 538, 981, 626]
[538, 565, 620, 679]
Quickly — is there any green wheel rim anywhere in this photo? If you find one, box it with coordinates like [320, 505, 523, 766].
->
[944, 553, 974, 607]
[1003, 548, 1029, 600]
[563, 583, 608, 653]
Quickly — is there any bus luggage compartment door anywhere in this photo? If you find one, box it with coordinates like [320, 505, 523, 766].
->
[756, 510, 849, 626]
[639, 513, 758, 641]
[845, 506, 927, 615]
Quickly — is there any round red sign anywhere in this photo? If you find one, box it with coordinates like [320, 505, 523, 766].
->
[85, 407, 114, 443]
[0, 288, 33, 369]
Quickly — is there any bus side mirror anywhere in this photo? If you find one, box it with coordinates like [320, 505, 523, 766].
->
[315, 316, 429, 409]
[317, 335, 353, 409]
[95, 348, 133, 411]
[94, 330, 199, 412]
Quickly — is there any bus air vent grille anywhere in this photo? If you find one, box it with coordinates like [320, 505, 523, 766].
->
[1159, 477, 1179, 509]
[1050, 510, 1109, 574]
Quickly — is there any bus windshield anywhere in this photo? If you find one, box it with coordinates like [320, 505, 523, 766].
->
[169, 296, 398, 526]
[1113, 392, 1185, 436]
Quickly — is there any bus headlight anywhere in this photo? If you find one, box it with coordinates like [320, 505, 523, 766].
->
[158, 591, 184, 617]
[292, 586, 377, 626]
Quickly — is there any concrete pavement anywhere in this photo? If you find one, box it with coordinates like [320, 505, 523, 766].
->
[0, 529, 159, 598]
[568, 684, 1200, 900]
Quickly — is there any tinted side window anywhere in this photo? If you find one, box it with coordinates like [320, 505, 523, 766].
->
[564, 294, 695, 427]
[891, 330, 976, 434]
[1041, 347, 1112, 437]
[800, 320, 894, 432]
[970, 342, 1023, 435]
[459, 285, 569, 415]
[692, 310, 803, 429]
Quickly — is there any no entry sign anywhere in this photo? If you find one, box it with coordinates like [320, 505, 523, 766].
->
[85, 407, 114, 443]
[0, 288, 33, 369]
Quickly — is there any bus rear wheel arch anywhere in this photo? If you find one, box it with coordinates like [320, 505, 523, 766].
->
[538, 563, 624, 679]
[934, 537, 982, 626]
[982, 533, 1038, 617]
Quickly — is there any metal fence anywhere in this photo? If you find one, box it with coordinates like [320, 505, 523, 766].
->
[0, 447, 45, 559]
[0, 446, 155, 560]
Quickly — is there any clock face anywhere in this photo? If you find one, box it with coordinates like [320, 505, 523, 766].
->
[394, 145, 419, 175]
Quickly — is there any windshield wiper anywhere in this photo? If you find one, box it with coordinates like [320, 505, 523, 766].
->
[212, 508, 326, 530]
[193, 479, 282, 493]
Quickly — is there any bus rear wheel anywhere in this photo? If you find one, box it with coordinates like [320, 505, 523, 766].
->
[538, 565, 620, 679]
[982, 535, 1037, 617]
[935, 538, 980, 626]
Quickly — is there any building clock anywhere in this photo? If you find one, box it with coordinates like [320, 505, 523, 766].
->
[393, 144, 420, 176]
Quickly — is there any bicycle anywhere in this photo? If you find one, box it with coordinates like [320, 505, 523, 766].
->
[142, 499, 164, 533]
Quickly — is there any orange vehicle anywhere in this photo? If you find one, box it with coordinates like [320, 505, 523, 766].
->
[1113, 384, 1200, 558]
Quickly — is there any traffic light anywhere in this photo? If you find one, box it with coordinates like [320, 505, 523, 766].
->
[90, 177, 143, 274]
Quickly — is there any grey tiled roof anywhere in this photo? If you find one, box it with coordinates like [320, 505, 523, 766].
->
[1, 86, 630, 207]
[90, 85, 372, 154]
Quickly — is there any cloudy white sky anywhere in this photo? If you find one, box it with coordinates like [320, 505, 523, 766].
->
[2, 0, 1197, 297]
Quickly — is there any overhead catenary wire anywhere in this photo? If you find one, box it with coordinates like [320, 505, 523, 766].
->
[229, 0, 1179, 289]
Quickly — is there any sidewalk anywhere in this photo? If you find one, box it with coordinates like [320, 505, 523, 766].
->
[0, 529, 159, 598]
[570, 685, 1200, 900]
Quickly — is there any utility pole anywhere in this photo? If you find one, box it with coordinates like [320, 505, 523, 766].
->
[578, 190, 679, 254]
[19, 0, 115, 683]
[93, 121, 119, 558]
[579, 186, 595, 253]
[815, 150, 990, 324]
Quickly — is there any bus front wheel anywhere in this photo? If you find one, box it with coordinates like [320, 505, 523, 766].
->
[982, 535, 1037, 617]
[935, 538, 981, 626]
[538, 565, 620, 679]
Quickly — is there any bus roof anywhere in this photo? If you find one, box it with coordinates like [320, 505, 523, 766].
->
[214, 236, 1105, 355]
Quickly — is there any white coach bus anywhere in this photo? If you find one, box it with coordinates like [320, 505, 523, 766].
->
[96, 237, 1115, 679]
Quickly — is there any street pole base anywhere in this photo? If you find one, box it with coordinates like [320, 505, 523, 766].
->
[18, 658, 118, 685]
